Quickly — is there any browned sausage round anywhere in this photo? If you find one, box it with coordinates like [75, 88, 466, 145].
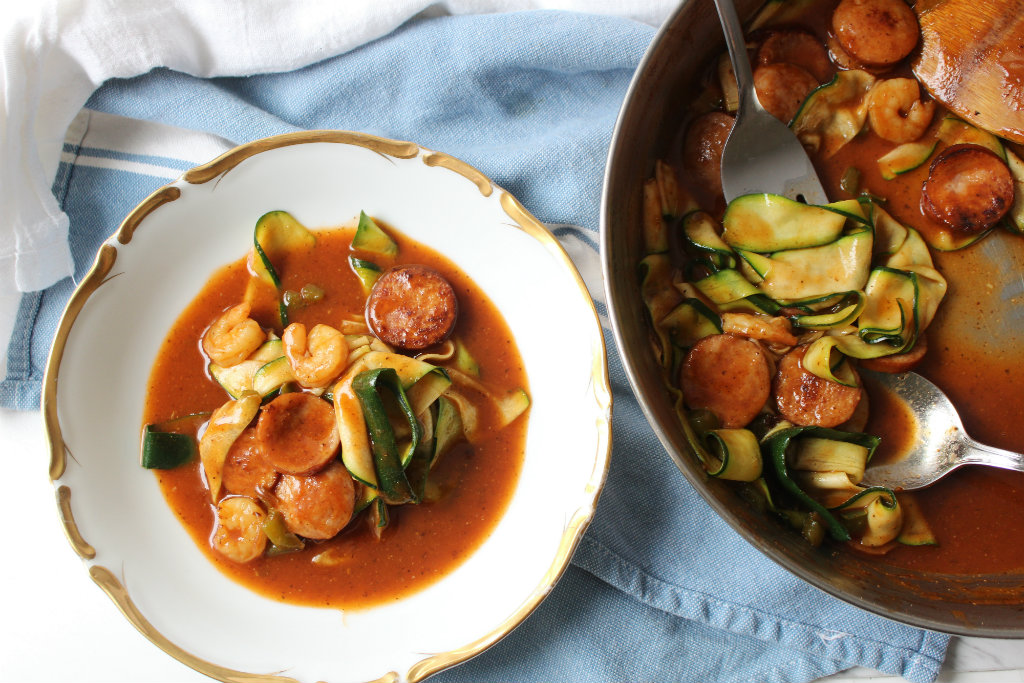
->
[256, 392, 339, 475]
[273, 461, 355, 540]
[679, 334, 772, 429]
[921, 144, 1015, 233]
[683, 111, 735, 201]
[753, 63, 820, 124]
[858, 333, 928, 373]
[832, 0, 919, 67]
[366, 264, 458, 351]
[773, 345, 862, 427]
[222, 427, 278, 499]
[757, 29, 834, 83]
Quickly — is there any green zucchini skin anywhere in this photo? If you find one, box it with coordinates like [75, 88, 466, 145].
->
[937, 116, 1006, 160]
[141, 427, 196, 469]
[790, 70, 875, 155]
[252, 358, 295, 398]
[722, 194, 847, 252]
[252, 210, 317, 287]
[250, 211, 317, 327]
[351, 368, 422, 505]
[210, 356, 296, 399]
[351, 211, 398, 256]
[762, 426, 884, 542]
[349, 255, 382, 294]
[877, 141, 936, 180]
[140, 413, 209, 469]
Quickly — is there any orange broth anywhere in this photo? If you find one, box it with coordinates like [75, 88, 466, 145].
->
[143, 223, 528, 608]
[818, 104, 1024, 574]
[670, 0, 1024, 575]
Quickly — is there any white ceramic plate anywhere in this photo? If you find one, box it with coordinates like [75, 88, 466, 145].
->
[44, 131, 611, 683]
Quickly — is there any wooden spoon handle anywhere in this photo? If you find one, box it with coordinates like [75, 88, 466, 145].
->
[912, 0, 1024, 143]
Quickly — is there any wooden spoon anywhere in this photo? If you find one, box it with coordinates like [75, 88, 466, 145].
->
[912, 0, 1024, 143]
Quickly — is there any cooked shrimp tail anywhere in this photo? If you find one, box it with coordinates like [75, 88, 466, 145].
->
[283, 322, 348, 388]
[867, 78, 935, 144]
[212, 496, 268, 563]
[202, 303, 266, 367]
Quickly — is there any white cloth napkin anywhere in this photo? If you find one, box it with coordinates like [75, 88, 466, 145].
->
[0, 0, 674, 294]
[0, 0, 675, 374]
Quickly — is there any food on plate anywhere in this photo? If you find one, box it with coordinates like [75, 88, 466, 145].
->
[141, 210, 530, 608]
[639, 0, 1024, 563]
[366, 264, 459, 350]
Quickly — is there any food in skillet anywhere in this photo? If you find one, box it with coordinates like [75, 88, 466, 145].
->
[640, 0, 1022, 553]
[141, 211, 530, 607]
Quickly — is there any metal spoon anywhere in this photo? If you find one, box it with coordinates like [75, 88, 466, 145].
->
[859, 370, 1024, 490]
[710, 0, 1023, 490]
[711, 0, 829, 204]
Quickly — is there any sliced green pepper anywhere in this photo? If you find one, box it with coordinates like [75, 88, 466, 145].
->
[263, 508, 304, 555]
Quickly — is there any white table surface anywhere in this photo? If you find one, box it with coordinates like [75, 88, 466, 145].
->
[2, 407, 1022, 682]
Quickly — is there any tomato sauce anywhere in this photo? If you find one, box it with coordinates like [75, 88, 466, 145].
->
[143, 223, 527, 608]
[816, 93, 1024, 574]
[861, 238, 1024, 573]
[670, 0, 1024, 575]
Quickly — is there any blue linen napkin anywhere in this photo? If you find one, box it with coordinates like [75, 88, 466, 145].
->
[3, 10, 949, 682]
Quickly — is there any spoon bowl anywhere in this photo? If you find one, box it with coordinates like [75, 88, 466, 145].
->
[859, 370, 1024, 490]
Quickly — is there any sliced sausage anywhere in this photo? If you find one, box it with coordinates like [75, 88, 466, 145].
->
[366, 264, 458, 351]
[858, 333, 928, 373]
[757, 29, 834, 83]
[273, 461, 355, 540]
[773, 345, 862, 427]
[753, 63, 820, 124]
[222, 427, 278, 499]
[683, 111, 735, 201]
[679, 334, 772, 428]
[256, 392, 340, 475]
[921, 144, 1015, 233]
[832, 0, 919, 67]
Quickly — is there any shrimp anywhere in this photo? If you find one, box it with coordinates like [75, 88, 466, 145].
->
[211, 495, 267, 563]
[202, 303, 265, 367]
[831, 0, 919, 67]
[282, 322, 348, 388]
[866, 78, 935, 143]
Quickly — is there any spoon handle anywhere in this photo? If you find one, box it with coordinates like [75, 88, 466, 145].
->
[711, 0, 758, 114]
[962, 436, 1024, 473]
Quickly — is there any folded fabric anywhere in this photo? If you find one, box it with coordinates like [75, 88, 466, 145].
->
[1, 9, 949, 683]
[0, 0, 676, 299]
